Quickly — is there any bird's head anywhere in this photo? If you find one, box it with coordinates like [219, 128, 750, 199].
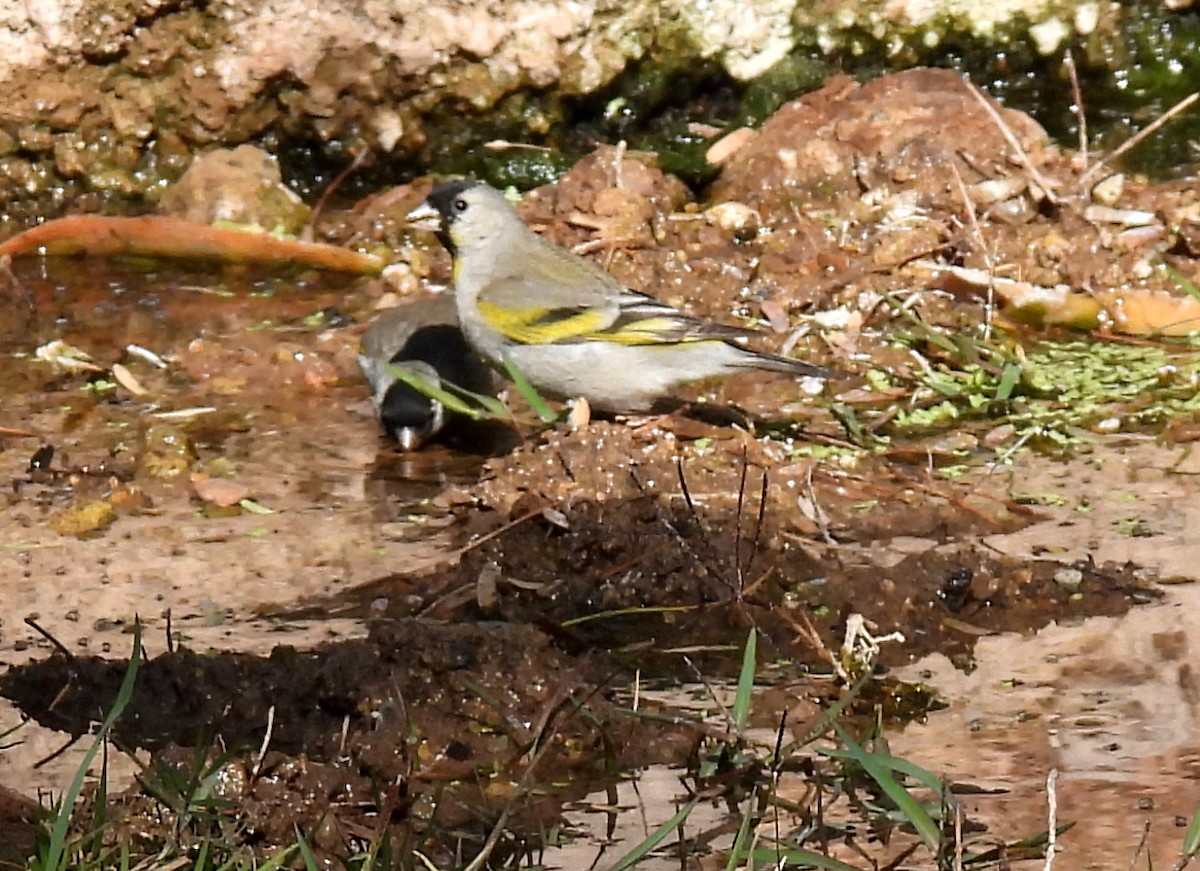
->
[406, 179, 520, 257]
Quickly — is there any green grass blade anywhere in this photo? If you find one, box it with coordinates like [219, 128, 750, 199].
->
[963, 823, 1075, 864]
[724, 788, 758, 871]
[385, 363, 495, 420]
[818, 747, 949, 799]
[560, 604, 697, 628]
[40, 623, 142, 871]
[443, 379, 511, 418]
[604, 798, 698, 871]
[257, 843, 299, 871]
[732, 628, 756, 733]
[831, 721, 942, 852]
[294, 826, 321, 871]
[503, 356, 559, 422]
[1182, 801, 1200, 856]
[783, 667, 871, 753]
[994, 362, 1021, 400]
[1166, 264, 1200, 303]
[882, 294, 959, 354]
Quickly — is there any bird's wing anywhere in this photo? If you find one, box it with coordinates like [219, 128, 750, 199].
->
[475, 241, 760, 347]
[599, 293, 759, 345]
[474, 262, 624, 345]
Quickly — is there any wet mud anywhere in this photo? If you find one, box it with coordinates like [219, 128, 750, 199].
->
[314, 490, 1157, 675]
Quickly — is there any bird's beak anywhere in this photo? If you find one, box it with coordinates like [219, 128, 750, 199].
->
[395, 426, 425, 451]
[406, 201, 442, 233]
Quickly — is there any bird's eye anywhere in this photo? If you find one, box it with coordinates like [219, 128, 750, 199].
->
[453, 198, 468, 212]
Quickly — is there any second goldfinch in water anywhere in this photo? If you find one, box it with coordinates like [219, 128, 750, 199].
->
[358, 295, 496, 450]
[407, 180, 835, 413]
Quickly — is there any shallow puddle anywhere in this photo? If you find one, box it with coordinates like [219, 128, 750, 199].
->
[0, 258, 458, 815]
[1, 259, 1198, 865]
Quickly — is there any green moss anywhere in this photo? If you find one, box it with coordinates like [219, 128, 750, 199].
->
[1072, 12, 1200, 177]
[738, 52, 832, 126]
[636, 122, 717, 186]
[889, 334, 1200, 453]
[8, 0, 1200, 227]
[464, 146, 577, 191]
[563, 56, 740, 186]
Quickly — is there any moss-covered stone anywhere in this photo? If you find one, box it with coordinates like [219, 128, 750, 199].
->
[0, 0, 1196, 225]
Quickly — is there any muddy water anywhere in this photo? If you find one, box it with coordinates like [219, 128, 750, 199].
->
[889, 450, 1200, 869]
[0, 259, 1197, 866]
[0, 258, 459, 800]
[892, 586, 1200, 870]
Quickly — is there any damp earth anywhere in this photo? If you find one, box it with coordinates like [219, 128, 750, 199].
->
[2, 69, 1200, 869]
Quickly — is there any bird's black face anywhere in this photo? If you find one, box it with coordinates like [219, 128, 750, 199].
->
[426, 179, 478, 220]
[422, 179, 480, 254]
[379, 383, 442, 451]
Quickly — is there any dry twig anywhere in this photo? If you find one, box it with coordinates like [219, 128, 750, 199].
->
[1078, 91, 1199, 189]
[964, 77, 1059, 205]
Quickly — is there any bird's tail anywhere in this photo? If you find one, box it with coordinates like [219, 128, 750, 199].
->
[739, 346, 841, 380]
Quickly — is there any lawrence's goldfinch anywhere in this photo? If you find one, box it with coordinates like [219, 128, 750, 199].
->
[358, 294, 496, 450]
[407, 180, 836, 413]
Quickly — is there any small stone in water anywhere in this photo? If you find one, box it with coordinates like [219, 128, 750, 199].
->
[1053, 567, 1083, 592]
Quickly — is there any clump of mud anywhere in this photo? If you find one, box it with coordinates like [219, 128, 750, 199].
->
[353, 480, 1158, 674]
[1, 619, 681, 862]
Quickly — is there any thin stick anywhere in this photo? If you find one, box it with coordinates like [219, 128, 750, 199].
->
[949, 161, 996, 339]
[742, 470, 769, 588]
[675, 457, 700, 522]
[1044, 768, 1058, 871]
[483, 140, 552, 152]
[954, 800, 964, 871]
[734, 448, 748, 591]
[1064, 49, 1088, 168]
[454, 507, 543, 558]
[250, 704, 275, 779]
[1079, 91, 1199, 189]
[1127, 818, 1151, 871]
[34, 733, 81, 769]
[1, 253, 35, 310]
[682, 654, 734, 729]
[460, 706, 561, 871]
[303, 149, 372, 242]
[803, 462, 835, 545]
[964, 77, 1059, 204]
[24, 617, 73, 660]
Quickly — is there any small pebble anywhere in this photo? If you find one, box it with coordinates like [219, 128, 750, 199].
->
[1053, 567, 1084, 592]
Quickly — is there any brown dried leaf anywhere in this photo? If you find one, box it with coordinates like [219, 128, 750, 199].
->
[1092, 287, 1200, 337]
[191, 473, 251, 507]
[111, 362, 149, 396]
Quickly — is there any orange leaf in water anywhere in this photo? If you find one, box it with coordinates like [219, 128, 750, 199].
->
[0, 215, 384, 274]
[1092, 287, 1200, 337]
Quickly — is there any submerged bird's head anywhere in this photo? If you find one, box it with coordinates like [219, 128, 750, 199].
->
[359, 352, 446, 451]
[376, 360, 446, 451]
[406, 179, 521, 258]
